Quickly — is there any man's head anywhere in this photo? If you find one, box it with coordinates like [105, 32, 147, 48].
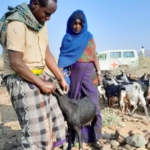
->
[29, 0, 57, 25]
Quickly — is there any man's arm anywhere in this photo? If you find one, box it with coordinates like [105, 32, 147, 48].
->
[8, 50, 55, 94]
[45, 46, 69, 91]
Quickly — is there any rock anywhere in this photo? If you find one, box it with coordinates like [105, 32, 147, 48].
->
[130, 118, 139, 122]
[118, 122, 125, 127]
[142, 120, 149, 125]
[7, 132, 16, 139]
[110, 140, 119, 147]
[101, 143, 111, 150]
[3, 142, 14, 150]
[124, 144, 135, 150]
[136, 147, 147, 150]
[111, 134, 116, 140]
[0, 129, 2, 138]
[111, 146, 118, 150]
[102, 134, 112, 140]
[0, 122, 4, 128]
[129, 129, 145, 137]
[109, 126, 119, 131]
[146, 143, 150, 150]
[143, 130, 148, 133]
[118, 147, 126, 150]
[145, 132, 150, 143]
[126, 134, 147, 147]
[102, 139, 108, 144]
[115, 128, 130, 144]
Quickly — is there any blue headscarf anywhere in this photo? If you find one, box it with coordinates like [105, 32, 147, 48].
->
[58, 10, 93, 68]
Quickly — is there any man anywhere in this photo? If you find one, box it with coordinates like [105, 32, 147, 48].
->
[140, 46, 145, 59]
[0, 0, 69, 149]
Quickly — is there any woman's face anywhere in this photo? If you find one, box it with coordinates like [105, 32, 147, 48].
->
[72, 19, 83, 33]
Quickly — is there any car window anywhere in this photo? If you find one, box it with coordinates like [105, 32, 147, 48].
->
[123, 51, 135, 58]
[110, 52, 122, 58]
[98, 54, 107, 60]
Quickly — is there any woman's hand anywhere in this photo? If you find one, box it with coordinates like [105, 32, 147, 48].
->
[97, 74, 102, 86]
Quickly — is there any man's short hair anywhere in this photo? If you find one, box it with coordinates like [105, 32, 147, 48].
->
[30, 0, 57, 7]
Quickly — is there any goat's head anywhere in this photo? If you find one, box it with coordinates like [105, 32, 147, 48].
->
[115, 70, 130, 83]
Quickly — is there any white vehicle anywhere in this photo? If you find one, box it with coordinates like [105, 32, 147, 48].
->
[98, 49, 139, 71]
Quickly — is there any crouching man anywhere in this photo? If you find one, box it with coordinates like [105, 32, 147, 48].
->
[0, 0, 69, 149]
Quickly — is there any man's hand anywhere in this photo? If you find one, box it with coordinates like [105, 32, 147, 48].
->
[39, 82, 56, 94]
[59, 78, 69, 93]
[97, 74, 102, 86]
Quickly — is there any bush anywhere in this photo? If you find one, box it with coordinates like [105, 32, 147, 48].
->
[101, 108, 121, 127]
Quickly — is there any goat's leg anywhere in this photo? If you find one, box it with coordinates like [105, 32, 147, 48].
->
[139, 95, 149, 119]
[125, 99, 128, 115]
[120, 104, 124, 120]
[102, 95, 105, 103]
[130, 104, 138, 115]
[73, 126, 83, 150]
[142, 105, 149, 119]
[67, 128, 72, 150]
[127, 101, 131, 115]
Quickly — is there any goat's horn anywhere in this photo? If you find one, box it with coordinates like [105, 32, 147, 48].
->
[120, 70, 123, 74]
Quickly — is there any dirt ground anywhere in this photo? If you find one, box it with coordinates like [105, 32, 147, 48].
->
[0, 59, 150, 150]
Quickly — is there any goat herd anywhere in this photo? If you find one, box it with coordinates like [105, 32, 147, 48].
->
[99, 70, 150, 120]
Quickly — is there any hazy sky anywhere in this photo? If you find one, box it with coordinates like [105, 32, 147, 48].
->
[0, 0, 150, 58]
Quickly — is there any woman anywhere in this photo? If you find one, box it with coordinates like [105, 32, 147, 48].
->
[58, 10, 103, 148]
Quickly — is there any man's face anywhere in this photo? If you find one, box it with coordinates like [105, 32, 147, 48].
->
[31, 0, 57, 25]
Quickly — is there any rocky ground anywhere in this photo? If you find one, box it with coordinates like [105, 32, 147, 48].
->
[0, 59, 150, 150]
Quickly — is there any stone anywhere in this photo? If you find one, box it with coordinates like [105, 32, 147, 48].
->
[102, 134, 112, 140]
[126, 134, 147, 147]
[115, 128, 130, 144]
[102, 139, 108, 144]
[146, 143, 150, 150]
[110, 140, 119, 147]
[0, 129, 2, 138]
[143, 130, 148, 133]
[101, 144, 111, 150]
[7, 132, 16, 139]
[130, 118, 139, 122]
[124, 144, 135, 150]
[0, 122, 4, 128]
[136, 147, 147, 150]
[109, 126, 119, 131]
[145, 132, 150, 143]
[118, 146, 128, 150]
[118, 122, 125, 127]
[3, 142, 14, 150]
[111, 146, 118, 150]
[129, 129, 145, 137]
[142, 120, 149, 125]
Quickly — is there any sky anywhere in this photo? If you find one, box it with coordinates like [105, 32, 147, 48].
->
[0, 0, 150, 58]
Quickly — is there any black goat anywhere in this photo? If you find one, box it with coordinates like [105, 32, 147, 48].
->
[53, 91, 98, 150]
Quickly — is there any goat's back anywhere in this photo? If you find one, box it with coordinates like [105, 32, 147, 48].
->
[65, 96, 97, 126]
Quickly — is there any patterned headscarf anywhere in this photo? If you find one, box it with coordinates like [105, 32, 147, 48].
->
[0, 3, 44, 46]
